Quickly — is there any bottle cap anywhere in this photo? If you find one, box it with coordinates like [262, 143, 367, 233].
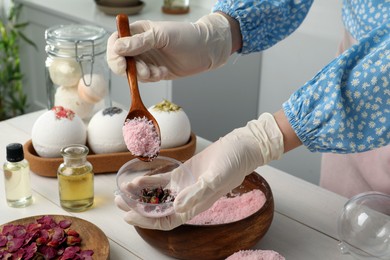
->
[6, 143, 24, 162]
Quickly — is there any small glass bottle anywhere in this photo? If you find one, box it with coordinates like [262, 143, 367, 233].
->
[3, 143, 33, 207]
[58, 144, 94, 212]
[162, 0, 190, 14]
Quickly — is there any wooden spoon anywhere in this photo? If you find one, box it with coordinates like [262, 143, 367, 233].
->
[116, 14, 161, 161]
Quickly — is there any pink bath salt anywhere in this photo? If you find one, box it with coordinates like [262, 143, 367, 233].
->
[122, 116, 160, 158]
[186, 189, 266, 225]
[226, 250, 285, 260]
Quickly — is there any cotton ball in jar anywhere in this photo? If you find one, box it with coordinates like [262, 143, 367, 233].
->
[48, 58, 82, 86]
[55, 85, 94, 120]
[148, 100, 191, 149]
[87, 107, 128, 154]
[78, 74, 108, 104]
[31, 106, 87, 158]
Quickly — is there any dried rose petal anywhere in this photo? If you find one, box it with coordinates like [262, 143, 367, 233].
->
[66, 235, 81, 246]
[52, 226, 65, 243]
[26, 223, 41, 234]
[7, 237, 24, 252]
[36, 216, 57, 229]
[12, 225, 27, 238]
[61, 246, 80, 259]
[35, 236, 47, 245]
[59, 220, 72, 229]
[79, 249, 94, 260]
[0, 235, 7, 247]
[23, 233, 36, 247]
[1, 251, 13, 259]
[66, 229, 79, 237]
[13, 248, 25, 260]
[39, 244, 58, 259]
[1, 224, 15, 235]
[24, 242, 37, 260]
[46, 239, 60, 248]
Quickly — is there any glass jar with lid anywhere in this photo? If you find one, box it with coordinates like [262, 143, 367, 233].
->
[45, 24, 111, 121]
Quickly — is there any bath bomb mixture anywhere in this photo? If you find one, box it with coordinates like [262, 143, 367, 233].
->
[226, 250, 285, 260]
[88, 107, 128, 154]
[48, 58, 82, 86]
[31, 106, 87, 158]
[122, 116, 160, 158]
[148, 100, 191, 149]
[78, 73, 108, 104]
[55, 85, 94, 120]
[186, 189, 266, 225]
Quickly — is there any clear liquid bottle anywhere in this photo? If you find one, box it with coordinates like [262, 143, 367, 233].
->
[3, 143, 33, 207]
[58, 144, 94, 211]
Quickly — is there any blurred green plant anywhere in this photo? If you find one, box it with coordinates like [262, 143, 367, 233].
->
[0, 2, 36, 120]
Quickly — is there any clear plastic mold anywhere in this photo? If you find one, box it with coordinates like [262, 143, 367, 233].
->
[338, 191, 390, 260]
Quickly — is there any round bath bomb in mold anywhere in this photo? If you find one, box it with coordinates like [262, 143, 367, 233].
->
[31, 106, 87, 158]
[88, 107, 128, 154]
[148, 100, 191, 149]
[78, 73, 108, 104]
[55, 85, 94, 120]
[48, 58, 82, 86]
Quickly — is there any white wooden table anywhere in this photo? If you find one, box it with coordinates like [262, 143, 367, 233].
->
[0, 111, 354, 259]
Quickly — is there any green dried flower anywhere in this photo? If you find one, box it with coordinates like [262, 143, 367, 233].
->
[152, 99, 181, 112]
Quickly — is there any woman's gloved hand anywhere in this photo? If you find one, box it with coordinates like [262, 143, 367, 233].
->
[106, 13, 232, 82]
[115, 113, 284, 230]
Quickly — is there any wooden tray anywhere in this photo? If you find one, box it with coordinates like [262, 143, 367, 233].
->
[24, 133, 196, 178]
[0, 215, 109, 259]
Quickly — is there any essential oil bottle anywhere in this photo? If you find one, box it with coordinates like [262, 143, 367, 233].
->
[3, 143, 33, 207]
[58, 144, 94, 212]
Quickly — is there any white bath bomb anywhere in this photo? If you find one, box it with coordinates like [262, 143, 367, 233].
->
[148, 100, 191, 149]
[87, 107, 128, 154]
[48, 58, 82, 86]
[78, 73, 108, 104]
[55, 85, 94, 120]
[31, 106, 87, 158]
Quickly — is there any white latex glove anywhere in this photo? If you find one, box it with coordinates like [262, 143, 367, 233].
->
[106, 13, 231, 82]
[115, 113, 284, 230]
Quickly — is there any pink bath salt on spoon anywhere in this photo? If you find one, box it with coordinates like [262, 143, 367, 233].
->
[117, 14, 161, 161]
[123, 116, 161, 158]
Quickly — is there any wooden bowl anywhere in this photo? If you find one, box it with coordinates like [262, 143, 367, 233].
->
[134, 172, 274, 260]
[24, 132, 196, 177]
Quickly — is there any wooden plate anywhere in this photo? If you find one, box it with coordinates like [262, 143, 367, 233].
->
[24, 132, 196, 177]
[0, 215, 109, 259]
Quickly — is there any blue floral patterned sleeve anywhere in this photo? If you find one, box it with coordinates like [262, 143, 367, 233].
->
[212, 0, 314, 54]
[283, 22, 389, 153]
[213, 0, 389, 153]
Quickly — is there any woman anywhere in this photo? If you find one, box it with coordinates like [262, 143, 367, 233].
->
[107, 0, 389, 230]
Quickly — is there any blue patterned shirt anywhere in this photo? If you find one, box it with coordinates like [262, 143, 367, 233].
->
[213, 0, 389, 153]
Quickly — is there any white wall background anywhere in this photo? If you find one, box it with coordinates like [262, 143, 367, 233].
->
[0, 0, 11, 20]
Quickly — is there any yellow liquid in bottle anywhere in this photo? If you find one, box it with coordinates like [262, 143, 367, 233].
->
[58, 165, 94, 211]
